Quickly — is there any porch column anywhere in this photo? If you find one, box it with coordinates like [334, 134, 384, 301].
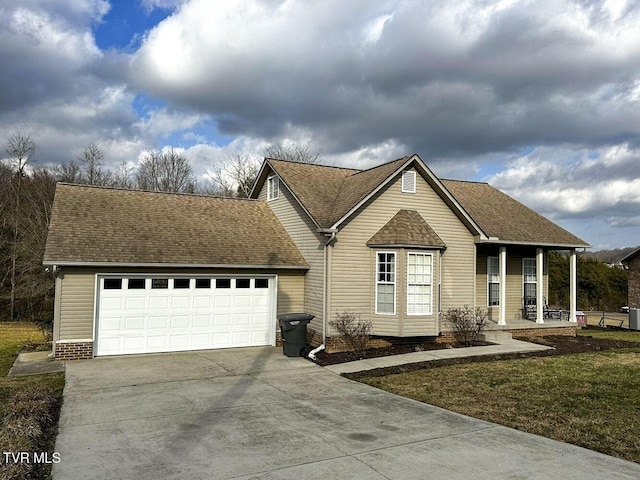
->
[536, 248, 544, 324]
[499, 246, 507, 325]
[569, 249, 577, 322]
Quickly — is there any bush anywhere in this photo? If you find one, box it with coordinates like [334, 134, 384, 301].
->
[443, 306, 487, 346]
[330, 311, 372, 356]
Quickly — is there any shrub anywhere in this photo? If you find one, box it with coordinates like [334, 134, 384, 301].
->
[443, 306, 487, 346]
[330, 311, 372, 356]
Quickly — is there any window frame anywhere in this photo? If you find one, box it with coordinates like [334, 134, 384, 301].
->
[267, 175, 280, 200]
[375, 251, 397, 315]
[523, 258, 537, 304]
[487, 256, 500, 307]
[406, 252, 433, 315]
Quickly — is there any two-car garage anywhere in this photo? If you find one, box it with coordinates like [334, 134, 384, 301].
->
[95, 275, 276, 356]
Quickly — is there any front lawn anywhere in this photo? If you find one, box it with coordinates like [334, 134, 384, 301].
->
[0, 322, 65, 480]
[357, 343, 640, 463]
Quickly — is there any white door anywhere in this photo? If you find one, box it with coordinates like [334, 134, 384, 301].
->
[95, 276, 275, 356]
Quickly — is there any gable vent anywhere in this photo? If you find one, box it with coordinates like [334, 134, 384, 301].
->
[402, 171, 416, 193]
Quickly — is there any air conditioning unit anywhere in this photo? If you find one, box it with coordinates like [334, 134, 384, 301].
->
[630, 309, 640, 331]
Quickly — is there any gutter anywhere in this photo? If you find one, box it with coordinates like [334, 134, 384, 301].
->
[315, 228, 338, 358]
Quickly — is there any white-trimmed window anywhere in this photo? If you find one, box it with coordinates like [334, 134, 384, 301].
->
[407, 252, 433, 315]
[523, 258, 536, 304]
[376, 252, 396, 314]
[267, 175, 279, 200]
[402, 170, 416, 193]
[488, 256, 500, 306]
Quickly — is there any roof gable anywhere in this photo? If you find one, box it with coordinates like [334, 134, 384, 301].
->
[622, 247, 640, 264]
[367, 210, 446, 249]
[44, 184, 308, 268]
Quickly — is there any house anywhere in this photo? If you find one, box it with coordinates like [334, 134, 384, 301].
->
[44, 154, 589, 359]
[621, 247, 640, 308]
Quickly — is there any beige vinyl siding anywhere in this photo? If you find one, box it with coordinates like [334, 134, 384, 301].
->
[258, 173, 325, 332]
[57, 268, 95, 340]
[330, 168, 475, 336]
[56, 267, 305, 341]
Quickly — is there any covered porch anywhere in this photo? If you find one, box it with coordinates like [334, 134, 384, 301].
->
[478, 245, 582, 327]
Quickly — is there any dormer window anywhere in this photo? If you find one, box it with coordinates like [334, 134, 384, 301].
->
[267, 175, 280, 200]
[402, 171, 416, 193]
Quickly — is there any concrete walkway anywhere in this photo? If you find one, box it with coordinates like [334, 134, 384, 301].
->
[325, 337, 553, 374]
[8, 350, 65, 376]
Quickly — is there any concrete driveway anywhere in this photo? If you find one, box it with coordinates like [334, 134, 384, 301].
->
[54, 347, 640, 479]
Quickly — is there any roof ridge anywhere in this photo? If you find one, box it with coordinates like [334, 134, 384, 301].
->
[347, 156, 410, 177]
[57, 183, 261, 202]
[267, 158, 359, 173]
[441, 178, 488, 185]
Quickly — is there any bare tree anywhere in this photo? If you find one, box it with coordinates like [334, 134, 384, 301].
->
[112, 161, 134, 189]
[77, 143, 112, 186]
[207, 153, 260, 198]
[263, 141, 320, 164]
[5, 133, 37, 319]
[54, 160, 82, 183]
[136, 148, 195, 193]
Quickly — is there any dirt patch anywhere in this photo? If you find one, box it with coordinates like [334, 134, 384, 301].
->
[343, 335, 640, 379]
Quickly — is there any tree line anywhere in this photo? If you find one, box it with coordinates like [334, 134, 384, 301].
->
[548, 251, 628, 312]
[0, 133, 318, 322]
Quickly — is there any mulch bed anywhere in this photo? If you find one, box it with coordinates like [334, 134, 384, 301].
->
[310, 334, 640, 378]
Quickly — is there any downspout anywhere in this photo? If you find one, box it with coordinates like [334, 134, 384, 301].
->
[309, 229, 336, 360]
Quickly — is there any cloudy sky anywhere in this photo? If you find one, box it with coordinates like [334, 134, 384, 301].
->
[1, 0, 639, 250]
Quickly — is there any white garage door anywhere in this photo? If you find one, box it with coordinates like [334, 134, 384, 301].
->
[95, 276, 276, 356]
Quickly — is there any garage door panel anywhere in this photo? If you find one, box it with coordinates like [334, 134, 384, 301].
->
[193, 296, 211, 308]
[192, 315, 210, 327]
[214, 296, 231, 308]
[149, 297, 169, 309]
[213, 314, 230, 326]
[191, 334, 210, 346]
[252, 313, 269, 326]
[101, 297, 123, 311]
[97, 276, 275, 356]
[169, 335, 189, 348]
[170, 315, 189, 328]
[123, 336, 144, 351]
[100, 317, 122, 331]
[234, 295, 251, 307]
[124, 317, 145, 330]
[148, 316, 168, 329]
[171, 296, 190, 309]
[233, 314, 250, 325]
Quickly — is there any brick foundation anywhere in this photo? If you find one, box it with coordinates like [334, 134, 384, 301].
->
[510, 326, 577, 339]
[54, 341, 94, 360]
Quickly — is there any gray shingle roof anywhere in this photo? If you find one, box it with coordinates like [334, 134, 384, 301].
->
[44, 184, 308, 267]
[264, 156, 589, 248]
[367, 210, 446, 248]
[442, 179, 590, 247]
[266, 157, 408, 228]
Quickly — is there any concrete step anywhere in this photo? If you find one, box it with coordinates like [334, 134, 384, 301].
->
[479, 331, 513, 343]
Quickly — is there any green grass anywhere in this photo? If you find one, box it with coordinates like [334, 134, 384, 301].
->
[578, 327, 640, 342]
[0, 322, 65, 480]
[359, 348, 640, 463]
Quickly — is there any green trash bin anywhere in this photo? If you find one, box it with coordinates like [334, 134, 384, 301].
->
[278, 313, 314, 357]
